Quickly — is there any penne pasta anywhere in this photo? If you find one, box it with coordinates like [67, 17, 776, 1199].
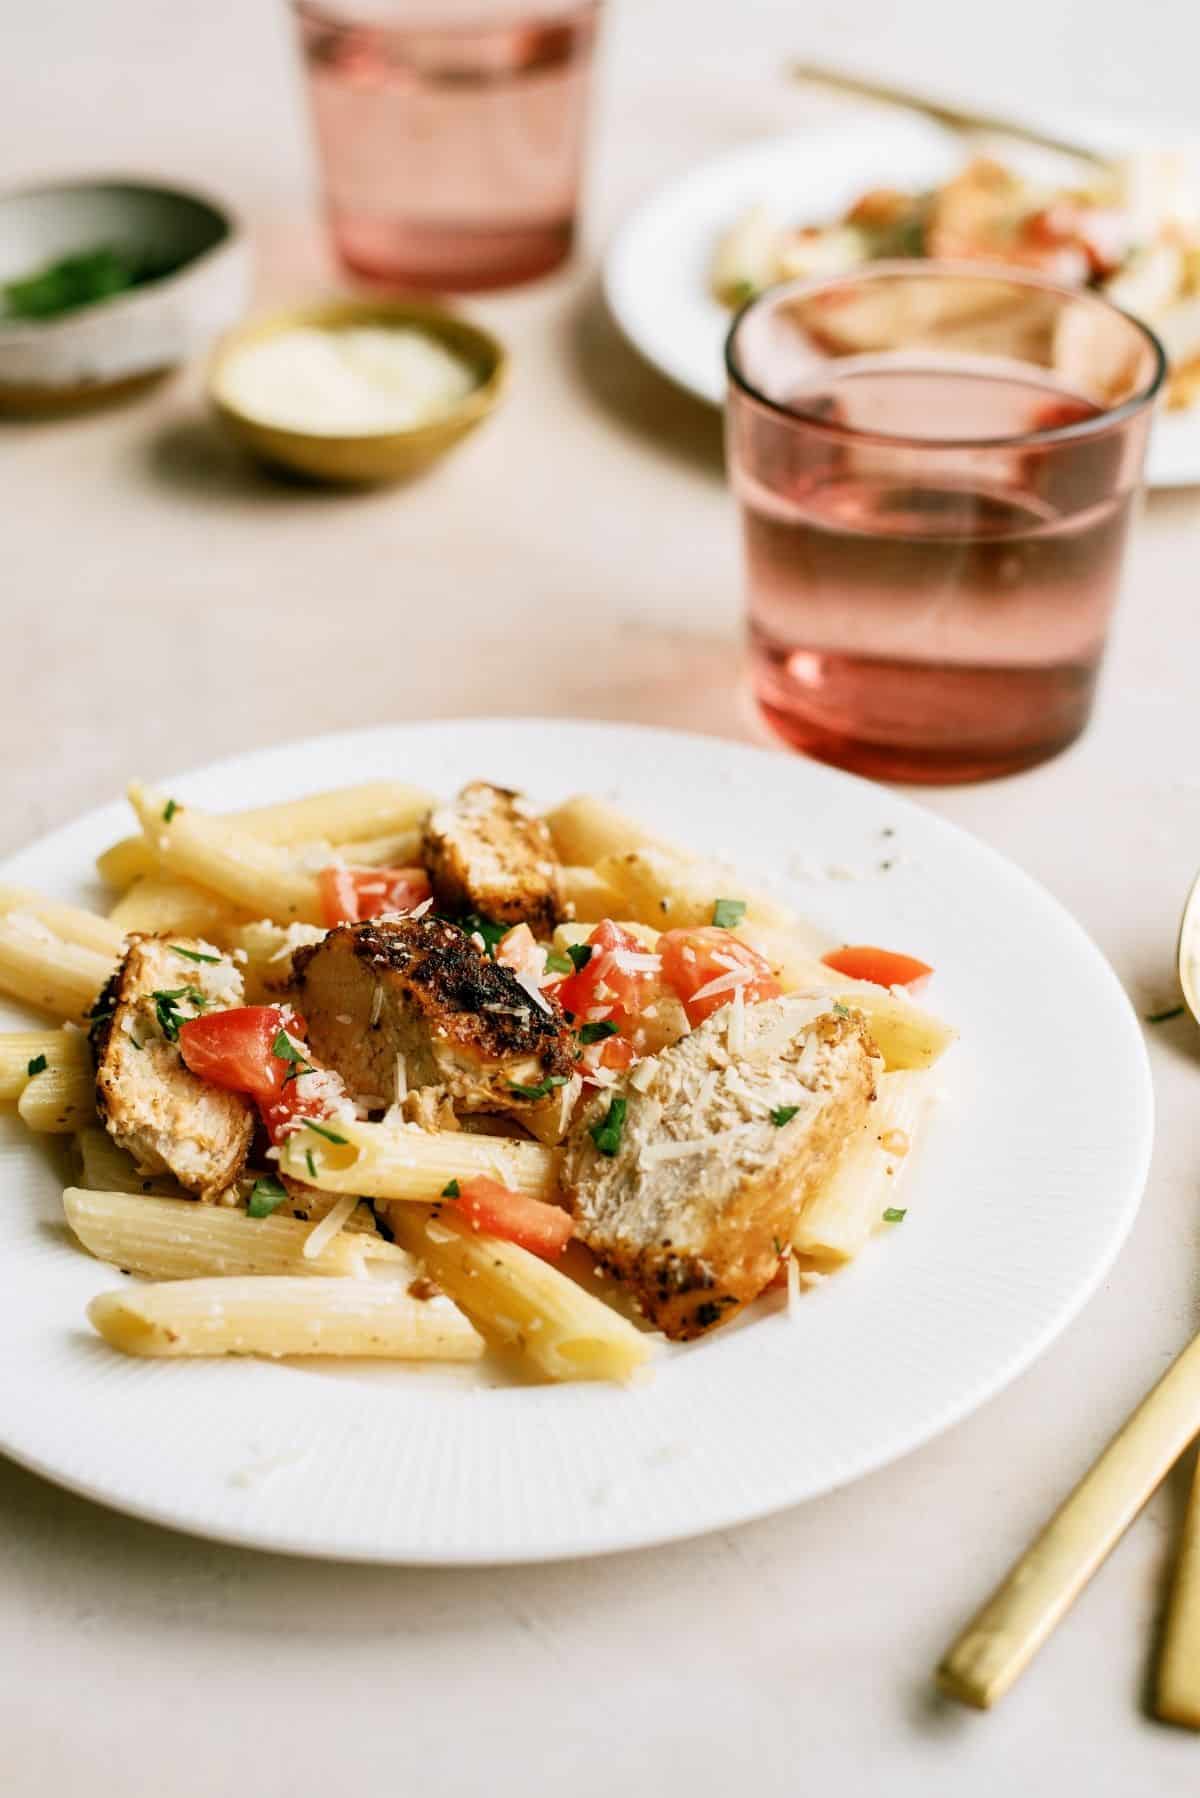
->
[0, 917, 113, 1020]
[0, 883, 126, 959]
[87, 1275, 485, 1360]
[232, 919, 327, 1000]
[384, 1202, 650, 1384]
[108, 874, 250, 944]
[127, 783, 325, 925]
[96, 783, 434, 890]
[18, 1060, 96, 1133]
[792, 1070, 934, 1265]
[544, 794, 672, 867]
[75, 1126, 184, 1197]
[560, 864, 629, 923]
[277, 1117, 559, 1203]
[328, 827, 423, 868]
[64, 1187, 409, 1282]
[0, 1027, 88, 1101]
[595, 845, 801, 934]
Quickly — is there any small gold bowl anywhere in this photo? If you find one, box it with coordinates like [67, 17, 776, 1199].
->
[208, 297, 507, 484]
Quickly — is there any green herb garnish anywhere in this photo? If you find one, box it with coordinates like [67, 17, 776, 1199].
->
[566, 943, 593, 973]
[508, 1074, 569, 1101]
[305, 1148, 317, 1180]
[162, 798, 179, 823]
[272, 1028, 310, 1065]
[578, 1020, 619, 1045]
[150, 986, 206, 1042]
[25, 1053, 47, 1077]
[712, 898, 747, 930]
[441, 1179, 461, 1198]
[248, 1176, 287, 1219]
[170, 943, 218, 964]
[304, 1118, 348, 1145]
[544, 950, 573, 975]
[831, 1002, 850, 1017]
[589, 1096, 627, 1158]
[2, 246, 175, 321]
[770, 1105, 800, 1127]
[882, 1207, 907, 1224]
[1146, 1005, 1186, 1024]
[460, 913, 507, 957]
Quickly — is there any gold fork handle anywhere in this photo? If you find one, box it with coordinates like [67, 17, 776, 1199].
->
[789, 61, 1107, 167]
[938, 1330, 1200, 1709]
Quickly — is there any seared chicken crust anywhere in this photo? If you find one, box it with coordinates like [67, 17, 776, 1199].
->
[421, 782, 564, 936]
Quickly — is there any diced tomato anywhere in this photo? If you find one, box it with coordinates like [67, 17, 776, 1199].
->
[556, 920, 659, 1029]
[821, 945, 933, 988]
[259, 1083, 331, 1147]
[178, 1004, 301, 1102]
[598, 1034, 635, 1071]
[452, 1176, 574, 1260]
[659, 926, 782, 1026]
[496, 923, 547, 983]
[319, 864, 432, 928]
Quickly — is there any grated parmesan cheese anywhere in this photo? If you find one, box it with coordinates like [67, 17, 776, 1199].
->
[302, 1193, 361, 1260]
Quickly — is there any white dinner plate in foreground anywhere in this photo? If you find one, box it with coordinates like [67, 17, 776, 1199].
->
[603, 115, 1198, 488]
[0, 720, 1152, 1563]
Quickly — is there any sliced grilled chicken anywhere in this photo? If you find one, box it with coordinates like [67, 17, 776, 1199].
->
[561, 996, 878, 1339]
[292, 917, 579, 1131]
[421, 782, 564, 936]
[90, 935, 254, 1200]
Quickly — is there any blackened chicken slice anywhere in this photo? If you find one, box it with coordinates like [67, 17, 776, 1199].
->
[421, 782, 564, 937]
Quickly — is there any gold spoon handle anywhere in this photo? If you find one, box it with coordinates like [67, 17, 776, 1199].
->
[938, 1331, 1200, 1708]
[789, 61, 1107, 167]
[1158, 1453, 1200, 1727]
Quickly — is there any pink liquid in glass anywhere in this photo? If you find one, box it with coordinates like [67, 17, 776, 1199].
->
[736, 365, 1139, 783]
[295, 1, 600, 292]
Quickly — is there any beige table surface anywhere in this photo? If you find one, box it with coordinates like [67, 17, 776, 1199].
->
[6, 1, 1200, 1792]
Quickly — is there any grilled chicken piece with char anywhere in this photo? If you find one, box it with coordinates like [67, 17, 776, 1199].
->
[292, 916, 578, 1135]
[90, 935, 255, 1200]
[561, 996, 878, 1339]
[421, 782, 564, 937]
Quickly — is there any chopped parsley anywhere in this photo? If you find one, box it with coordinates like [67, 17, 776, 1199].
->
[712, 898, 747, 930]
[566, 943, 593, 973]
[578, 1020, 619, 1045]
[248, 1176, 287, 1219]
[162, 798, 179, 823]
[589, 1096, 627, 1158]
[544, 950, 573, 975]
[25, 1053, 48, 1077]
[459, 913, 507, 957]
[304, 1118, 348, 1145]
[305, 1148, 317, 1180]
[882, 1207, 907, 1224]
[441, 1179, 461, 1198]
[508, 1074, 569, 1101]
[3, 245, 177, 321]
[831, 1001, 850, 1017]
[1146, 1004, 1186, 1024]
[169, 944, 219, 964]
[150, 986, 206, 1042]
[271, 1028, 314, 1083]
[770, 1105, 800, 1127]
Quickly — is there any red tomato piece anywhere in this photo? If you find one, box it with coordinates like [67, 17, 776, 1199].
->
[821, 945, 933, 988]
[658, 926, 782, 1026]
[178, 1004, 301, 1102]
[318, 865, 432, 928]
[452, 1176, 574, 1260]
[555, 920, 658, 1028]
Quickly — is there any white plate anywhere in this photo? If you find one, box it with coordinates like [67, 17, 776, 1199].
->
[604, 116, 1197, 488]
[0, 719, 1152, 1564]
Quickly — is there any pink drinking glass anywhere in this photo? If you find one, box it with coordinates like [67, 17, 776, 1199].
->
[725, 263, 1166, 783]
[292, 0, 601, 293]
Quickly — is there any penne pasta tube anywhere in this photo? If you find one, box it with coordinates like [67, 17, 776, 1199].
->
[710, 203, 782, 306]
[18, 1060, 96, 1133]
[87, 1275, 485, 1360]
[63, 1187, 409, 1282]
[595, 846, 800, 934]
[792, 1070, 934, 1265]
[0, 918, 113, 1020]
[0, 884, 126, 959]
[127, 783, 325, 925]
[0, 1028, 88, 1101]
[560, 865, 630, 923]
[325, 827, 423, 868]
[277, 1117, 559, 1203]
[233, 919, 327, 1001]
[385, 1203, 650, 1384]
[544, 794, 673, 868]
[75, 1126, 184, 1197]
[108, 874, 250, 944]
[96, 783, 435, 889]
